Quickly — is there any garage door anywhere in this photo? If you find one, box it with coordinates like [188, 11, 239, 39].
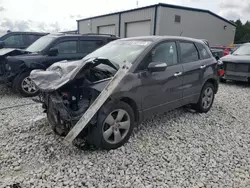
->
[125, 20, 151, 37]
[98, 25, 116, 35]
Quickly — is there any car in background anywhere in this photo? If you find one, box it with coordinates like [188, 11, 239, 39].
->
[0, 31, 48, 49]
[219, 43, 250, 82]
[210, 45, 235, 59]
[30, 36, 220, 149]
[3, 33, 119, 97]
[0, 31, 48, 80]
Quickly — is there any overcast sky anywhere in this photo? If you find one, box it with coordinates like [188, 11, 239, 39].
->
[0, 0, 249, 35]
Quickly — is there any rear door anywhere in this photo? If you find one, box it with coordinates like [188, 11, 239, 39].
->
[178, 41, 207, 105]
[137, 41, 184, 118]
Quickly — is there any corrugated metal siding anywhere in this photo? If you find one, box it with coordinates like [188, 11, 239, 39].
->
[157, 6, 236, 46]
[78, 14, 119, 35]
[78, 20, 90, 34]
[120, 7, 155, 38]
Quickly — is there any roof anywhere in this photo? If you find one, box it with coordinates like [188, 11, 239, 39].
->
[3, 31, 48, 35]
[119, 35, 207, 43]
[77, 3, 236, 27]
[47, 33, 119, 38]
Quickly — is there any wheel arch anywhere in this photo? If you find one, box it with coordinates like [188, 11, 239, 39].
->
[203, 78, 219, 94]
[119, 97, 140, 123]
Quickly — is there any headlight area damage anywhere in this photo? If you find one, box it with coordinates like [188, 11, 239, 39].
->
[0, 48, 29, 77]
[30, 58, 118, 138]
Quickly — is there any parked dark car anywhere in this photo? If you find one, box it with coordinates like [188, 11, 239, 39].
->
[219, 43, 250, 82]
[0, 32, 48, 79]
[2, 33, 119, 97]
[0, 31, 48, 49]
[30, 36, 220, 150]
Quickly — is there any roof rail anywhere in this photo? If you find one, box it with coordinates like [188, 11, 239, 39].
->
[82, 33, 117, 37]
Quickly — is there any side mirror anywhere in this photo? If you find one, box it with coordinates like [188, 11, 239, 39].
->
[0, 41, 5, 49]
[48, 48, 58, 56]
[148, 62, 167, 72]
[215, 56, 220, 61]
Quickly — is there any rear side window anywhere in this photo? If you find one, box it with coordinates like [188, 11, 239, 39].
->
[26, 34, 41, 45]
[53, 41, 77, 54]
[79, 40, 104, 54]
[180, 42, 199, 63]
[196, 43, 211, 59]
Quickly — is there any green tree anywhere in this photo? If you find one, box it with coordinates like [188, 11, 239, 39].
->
[233, 19, 250, 43]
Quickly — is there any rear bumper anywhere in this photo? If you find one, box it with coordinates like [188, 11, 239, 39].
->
[224, 71, 250, 81]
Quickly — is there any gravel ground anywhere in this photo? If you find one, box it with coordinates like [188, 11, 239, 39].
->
[0, 82, 250, 188]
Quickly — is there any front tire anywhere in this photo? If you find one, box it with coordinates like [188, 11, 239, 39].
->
[194, 82, 215, 113]
[13, 72, 39, 97]
[86, 101, 135, 150]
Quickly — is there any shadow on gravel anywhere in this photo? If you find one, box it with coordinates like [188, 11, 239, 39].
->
[3, 183, 22, 188]
[0, 83, 15, 96]
[71, 107, 195, 151]
[221, 80, 250, 88]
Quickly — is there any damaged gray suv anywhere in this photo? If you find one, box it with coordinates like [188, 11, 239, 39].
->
[30, 36, 220, 150]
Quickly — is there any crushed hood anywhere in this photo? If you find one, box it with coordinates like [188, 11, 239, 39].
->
[220, 54, 250, 64]
[30, 57, 119, 92]
[0, 48, 29, 58]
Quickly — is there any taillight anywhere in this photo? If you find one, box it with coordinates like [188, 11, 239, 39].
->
[223, 48, 229, 56]
[218, 69, 224, 77]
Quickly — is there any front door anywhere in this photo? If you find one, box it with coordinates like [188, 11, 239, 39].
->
[45, 38, 81, 67]
[137, 41, 184, 119]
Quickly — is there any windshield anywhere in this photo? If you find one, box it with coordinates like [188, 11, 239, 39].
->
[83, 40, 152, 67]
[232, 44, 250, 55]
[26, 36, 56, 53]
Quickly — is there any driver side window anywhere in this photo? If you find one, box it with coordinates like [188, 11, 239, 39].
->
[139, 41, 178, 70]
[3, 34, 25, 46]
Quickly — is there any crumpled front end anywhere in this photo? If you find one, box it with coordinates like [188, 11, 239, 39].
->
[31, 57, 117, 136]
[0, 48, 30, 83]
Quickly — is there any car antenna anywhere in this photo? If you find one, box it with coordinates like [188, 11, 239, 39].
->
[180, 30, 183, 36]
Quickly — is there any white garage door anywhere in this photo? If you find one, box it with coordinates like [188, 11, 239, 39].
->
[125, 20, 151, 37]
[98, 25, 116, 35]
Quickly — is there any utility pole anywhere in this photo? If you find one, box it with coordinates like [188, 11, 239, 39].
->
[136, 0, 139, 7]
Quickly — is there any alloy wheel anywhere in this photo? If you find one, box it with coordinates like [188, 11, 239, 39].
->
[102, 109, 131, 144]
[202, 87, 214, 109]
[21, 77, 38, 94]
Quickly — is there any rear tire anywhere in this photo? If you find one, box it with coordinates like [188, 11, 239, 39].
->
[13, 72, 39, 97]
[194, 82, 215, 113]
[86, 101, 135, 150]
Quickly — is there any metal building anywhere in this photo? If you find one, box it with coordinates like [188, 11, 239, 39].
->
[77, 3, 236, 46]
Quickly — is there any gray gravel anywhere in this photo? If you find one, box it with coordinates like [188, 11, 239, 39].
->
[1, 82, 250, 188]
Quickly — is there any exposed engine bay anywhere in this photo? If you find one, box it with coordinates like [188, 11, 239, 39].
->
[30, 58, 118, 136]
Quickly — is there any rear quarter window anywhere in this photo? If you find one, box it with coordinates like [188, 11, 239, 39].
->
[79, 40, 104, 54]
[196, 43, 211, 59]
[26, 34, 42, 45]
